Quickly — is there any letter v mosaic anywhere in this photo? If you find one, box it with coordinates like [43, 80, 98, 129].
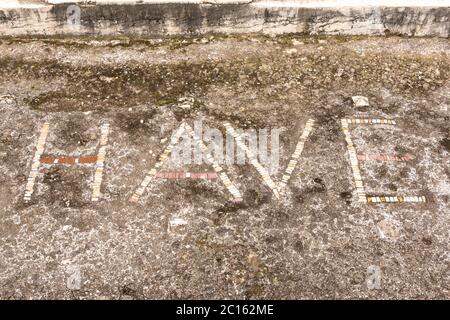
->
[224, 119, 315, 198]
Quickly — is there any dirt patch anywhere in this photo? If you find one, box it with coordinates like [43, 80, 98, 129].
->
[40, 167, 90, 208]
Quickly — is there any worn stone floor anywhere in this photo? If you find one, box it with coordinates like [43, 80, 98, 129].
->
[0, 34, 449, 299]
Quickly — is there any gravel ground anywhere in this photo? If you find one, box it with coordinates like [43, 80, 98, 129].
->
[0, 34, 449, 299]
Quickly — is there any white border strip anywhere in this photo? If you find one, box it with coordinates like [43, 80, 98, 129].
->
[278, 119, 314, 193]
[24, 122, 50, 202]
[341, 118, 367, 202]
[91, 123, 110, 202]
[367, 196, 426, 203]
[346, 118, 396, 125]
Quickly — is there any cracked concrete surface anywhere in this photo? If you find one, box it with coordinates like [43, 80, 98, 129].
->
[0, 34, 449, 299]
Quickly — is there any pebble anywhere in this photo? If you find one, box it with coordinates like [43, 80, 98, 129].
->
[292, 39, 304, 46]
[12, 215, 21, 225]
[352, 96, 370, 107]
[285, 48, 298, 55]
[179, 103, 191, 110]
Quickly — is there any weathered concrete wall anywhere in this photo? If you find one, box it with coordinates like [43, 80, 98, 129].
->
[0, 1, 449, 37]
